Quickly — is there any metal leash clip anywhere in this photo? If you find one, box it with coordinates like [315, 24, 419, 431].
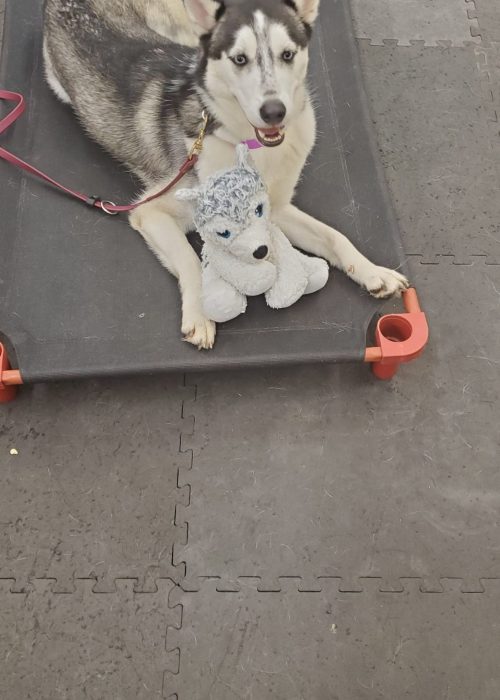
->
[100, 200, 118, 216]
[188, 110, 209, 160]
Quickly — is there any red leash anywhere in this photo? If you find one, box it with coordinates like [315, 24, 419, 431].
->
[0, 90, 204, 215]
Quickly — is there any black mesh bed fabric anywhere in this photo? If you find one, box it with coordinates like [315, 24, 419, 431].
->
[0, 0, 406, 383]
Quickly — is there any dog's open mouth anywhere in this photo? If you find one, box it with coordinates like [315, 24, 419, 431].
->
[254, 126, 285, 147]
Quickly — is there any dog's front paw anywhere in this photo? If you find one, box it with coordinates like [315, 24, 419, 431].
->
[182, 313, 216, 350]
[360, 265, 410, 299]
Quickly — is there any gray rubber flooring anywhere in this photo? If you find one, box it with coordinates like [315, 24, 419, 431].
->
[1, 1, 500, 699]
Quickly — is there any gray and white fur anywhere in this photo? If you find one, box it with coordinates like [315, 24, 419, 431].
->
[43, 0, 409, 349]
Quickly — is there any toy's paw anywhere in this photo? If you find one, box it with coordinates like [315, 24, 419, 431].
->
[360, 265, 410, 299]
[304, 258, 329, 295]
[182, 313, 216, 350]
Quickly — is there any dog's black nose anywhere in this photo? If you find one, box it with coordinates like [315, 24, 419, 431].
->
[253, 245, 269, 260]
[259, 99, 286, 125]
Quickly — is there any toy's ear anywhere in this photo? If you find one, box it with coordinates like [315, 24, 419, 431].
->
[175, 187, 201, 204]
[235, 144, 255, 172]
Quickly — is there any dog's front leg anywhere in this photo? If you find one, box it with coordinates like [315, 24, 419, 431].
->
[130, 200, 215, 350]
[274, 204, 409, 298]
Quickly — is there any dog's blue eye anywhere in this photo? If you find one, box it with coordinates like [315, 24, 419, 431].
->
[231, 54, 248, 67]
[282, 50, 296, 63]
[255, 204, 264, 218]
[217, 230, 231, 239]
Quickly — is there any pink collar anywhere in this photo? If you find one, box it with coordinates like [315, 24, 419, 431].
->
[242, 138, 263, 150]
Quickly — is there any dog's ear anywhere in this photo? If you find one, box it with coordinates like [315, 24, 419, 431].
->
[175, 187, 201, 203]
[184, 0, 220, 35]
[292, 0, 320, 25]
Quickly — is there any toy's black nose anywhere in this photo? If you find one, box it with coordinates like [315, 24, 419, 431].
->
[253, 245, 269, 260]
[259, 99, 286, 125]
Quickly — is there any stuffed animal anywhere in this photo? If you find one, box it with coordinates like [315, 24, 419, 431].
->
[176, 145, 329, 323]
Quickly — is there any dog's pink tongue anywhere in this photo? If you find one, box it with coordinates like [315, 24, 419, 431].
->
[259, 127, 281, 137]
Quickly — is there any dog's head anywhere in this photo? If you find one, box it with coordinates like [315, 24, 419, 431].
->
[186, 0, 320, 146]
[177, 144, 273, 262]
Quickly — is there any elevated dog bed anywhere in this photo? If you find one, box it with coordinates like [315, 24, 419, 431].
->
[0, 0, 426, 395]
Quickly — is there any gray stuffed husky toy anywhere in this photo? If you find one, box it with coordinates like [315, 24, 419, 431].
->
[176, 145, 329, 323]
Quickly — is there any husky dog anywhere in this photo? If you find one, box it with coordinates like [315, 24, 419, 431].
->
[43, 0, 408, 349]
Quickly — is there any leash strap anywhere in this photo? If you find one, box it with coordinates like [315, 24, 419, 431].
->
[0, 89, 198, 215]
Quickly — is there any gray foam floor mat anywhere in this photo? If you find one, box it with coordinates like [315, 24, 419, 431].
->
[167, 579, 500, 699]
[476, 41, 500, 134]
[351, 0, 480, 46]
[0, 377, 190, 592]
[474, 0, 500, 43]
[0, 579, 178, 699]
[177, 263, 500, 592]
[358, 42, 500, 265]
[2, 0, 500, 698]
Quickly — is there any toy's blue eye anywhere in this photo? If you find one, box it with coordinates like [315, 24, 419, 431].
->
[217, 230, 231, 239]
[255, 204, 264, 218]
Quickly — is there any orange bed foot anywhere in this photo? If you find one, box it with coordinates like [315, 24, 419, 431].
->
[365, 288, 429, 380]
[0, 343, 23, 403]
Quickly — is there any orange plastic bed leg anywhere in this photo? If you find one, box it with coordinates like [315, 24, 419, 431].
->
[364, 288, 429, 380]
[0, 343, 22, 402]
